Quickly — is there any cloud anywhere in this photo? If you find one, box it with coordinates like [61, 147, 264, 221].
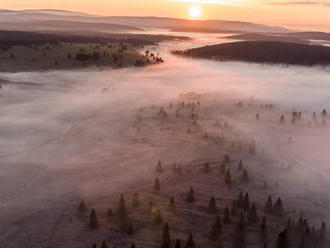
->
[266, 0, 330, 6]
[168, 0, 244, 6]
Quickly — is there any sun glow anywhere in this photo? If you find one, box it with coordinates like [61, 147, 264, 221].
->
[189, 5, 201, 19]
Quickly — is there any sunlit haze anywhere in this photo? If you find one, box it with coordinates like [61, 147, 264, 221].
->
[1, 0, 330, 31]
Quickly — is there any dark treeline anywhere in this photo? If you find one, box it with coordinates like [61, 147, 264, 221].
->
[0, 30, 188, 48]
[175, 41, 330, 66]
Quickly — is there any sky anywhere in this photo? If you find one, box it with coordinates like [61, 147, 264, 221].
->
[1, 0, 330, 31]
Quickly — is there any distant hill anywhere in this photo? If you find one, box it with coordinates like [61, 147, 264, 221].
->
[225, 33, 308, 43]
[174, 41, 330, 66]
[0, 9, 289, 34]
[0, 20, 144, 33]
[0, 30, 189, 47]
[227, 32, 330, 43]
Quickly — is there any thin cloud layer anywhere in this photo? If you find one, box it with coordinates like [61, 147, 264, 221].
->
[266, 0, 330, 6]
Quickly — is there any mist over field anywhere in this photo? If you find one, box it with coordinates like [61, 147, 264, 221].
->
[0, 9, 330, 248]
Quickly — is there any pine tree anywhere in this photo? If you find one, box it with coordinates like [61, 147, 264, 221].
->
[156, 160, 164, 173]
[208, 196, 218, 214]
[130, 243, 136, 248]
[118, 194, 128, 223]
[237, 192, 244, 208]
[186, 186, 195, 202]
[244, 193, 250, 211]
[241, 169, 249, 182]
[209, 216, 222, 241]
[186, 233, 195, 248]
[78, 199, 86, 213]
[231, 200, 238, 216]
[153, 209, 163, 224]
[273, 197, 284, 217]
[248, 203, 258, 224]
[264, 195, 273, 214]
[168, 197, 176, 212]
[238, 160, 243, 171]
[174, 239, 181, 248]
[101, 240, 108, 248]
[224, 205, 230, 224]
[154, 178, 161, 190]
[92, 243, 97, 248]
[89, 209, 98, 229]
[107, 208, 113, 217]
[161, 222, 170, 248]
[132, 193, 140, 207]
[225, 169, 232, 184]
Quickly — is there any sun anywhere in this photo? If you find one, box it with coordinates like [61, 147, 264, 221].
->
[189, 5, 201, 19]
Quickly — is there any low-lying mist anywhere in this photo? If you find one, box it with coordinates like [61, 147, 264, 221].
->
[1, 40, 330, 247]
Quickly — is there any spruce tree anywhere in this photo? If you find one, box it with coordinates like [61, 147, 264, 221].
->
[153, 209, 163, 224]
[156, 160, 164, 173]
[260, 217, 267, 240]
[220, 163, 226, 176]
[225, 169, 232, 184]
[168, 197, 176, 212]
[238, 160, 243, 171]
[233, 213, 246, 248]
[130, 243, 136, 248]
[238, 192, 244, 208]
[154, 178, 161, 190]
[224, 154, 230, 163]
[209, 216, 222, 241]
[78, 199, 86, 213]
[101, 240, 108, 248]
[248, 203, 258, 224]
[132, 193, 140, 207]
[264, 195, 273, 214]
[273, 197, 284, 217]
[224, 205, 230, 224]
[174, 239, 181, 248]
[118, 194, 128, 223]
[186, 186, 195, 202]
[241, 169, 249, 182]
[126, 219, 134, 235]
[231, 200, 238, 216]
[89, 209, 98, 229]
[161, 222, 170, 248]
[92, 243, 97, 248]
[186, 233, 195, 248]
[320, 221, 326, 239]
[203, 162, 210, 172]
[208, 196, 218, 214]
[244, 193, 250, 211]
[238, 212, 245, 232]
[276, 229, 288, 248]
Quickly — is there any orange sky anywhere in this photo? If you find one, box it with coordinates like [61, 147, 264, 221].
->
[1, 0, 330, 31]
